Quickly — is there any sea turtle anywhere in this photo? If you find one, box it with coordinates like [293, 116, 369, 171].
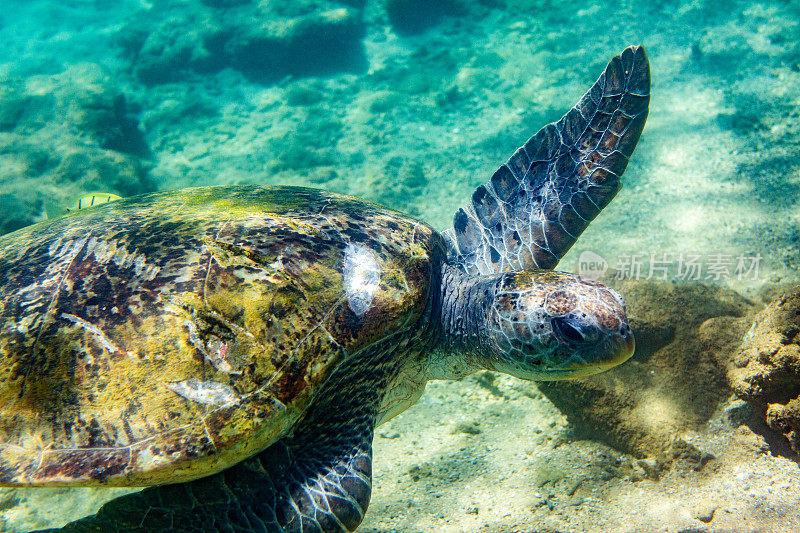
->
[0, 46, 649, 532]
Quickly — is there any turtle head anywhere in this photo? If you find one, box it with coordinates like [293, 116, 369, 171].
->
[479, 270, 634, 380]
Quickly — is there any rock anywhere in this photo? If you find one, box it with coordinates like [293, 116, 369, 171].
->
[635, 457, 660, 480]
[0, 488, 19, 511]
[730, 286, 800, 455]
[538, 279, 757, 461]
[533, 465, 566, 487]
[0, 66, 153, 236]
[720, 397, 754, 428]
[693, 501, 718, 523]
[766, 399, 800, 449]
[452, 421, 481, 435]
[118, 0, 367, 85]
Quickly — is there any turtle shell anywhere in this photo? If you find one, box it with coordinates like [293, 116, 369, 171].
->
[0, 186, 443, 486]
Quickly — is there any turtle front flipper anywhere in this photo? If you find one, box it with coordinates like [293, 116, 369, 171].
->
[46, 355, 381, 533]
[47, 437, 372, 533]
[445, 45, 650, 274]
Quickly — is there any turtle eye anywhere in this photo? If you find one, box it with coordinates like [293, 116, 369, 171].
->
[551, 316, 584, 343]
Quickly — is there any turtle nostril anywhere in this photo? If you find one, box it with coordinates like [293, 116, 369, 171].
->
[552, 317, 584, 343]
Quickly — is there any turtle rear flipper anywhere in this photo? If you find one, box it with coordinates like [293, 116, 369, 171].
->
[445, 45, 650, 274]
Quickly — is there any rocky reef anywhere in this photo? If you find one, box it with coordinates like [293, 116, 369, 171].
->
[731, 286, 800, 454]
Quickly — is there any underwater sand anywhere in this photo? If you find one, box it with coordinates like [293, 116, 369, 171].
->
[1, 0, 800, 531]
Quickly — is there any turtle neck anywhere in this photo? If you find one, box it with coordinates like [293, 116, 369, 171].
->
[436, 262, 503, 359]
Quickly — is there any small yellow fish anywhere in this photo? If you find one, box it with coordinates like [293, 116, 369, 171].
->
[65, 193, 122, 212]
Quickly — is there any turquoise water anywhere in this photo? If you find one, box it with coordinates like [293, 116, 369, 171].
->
[1, 0, 800, 531]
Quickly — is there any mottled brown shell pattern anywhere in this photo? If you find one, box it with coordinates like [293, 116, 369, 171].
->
[0, 186, 441, 486]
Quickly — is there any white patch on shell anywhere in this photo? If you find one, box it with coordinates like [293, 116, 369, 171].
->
[60, 313, 122, 354]
[164, 379, 239, 406]
[343, 243, 380, 317]
[268, 255, 284, 270]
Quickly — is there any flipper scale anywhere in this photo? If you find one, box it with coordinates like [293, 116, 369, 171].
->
[445, 45, 650, 274]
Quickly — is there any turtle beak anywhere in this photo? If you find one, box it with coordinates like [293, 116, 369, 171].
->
[609, 324, 636, 366]
[560, 323, 635, 379]
[602, 322, 635, 369]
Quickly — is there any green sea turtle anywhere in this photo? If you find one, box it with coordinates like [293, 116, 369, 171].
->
[0, 46, 649, 532]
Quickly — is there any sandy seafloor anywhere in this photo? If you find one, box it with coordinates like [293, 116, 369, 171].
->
[1, 0, 800, 531]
